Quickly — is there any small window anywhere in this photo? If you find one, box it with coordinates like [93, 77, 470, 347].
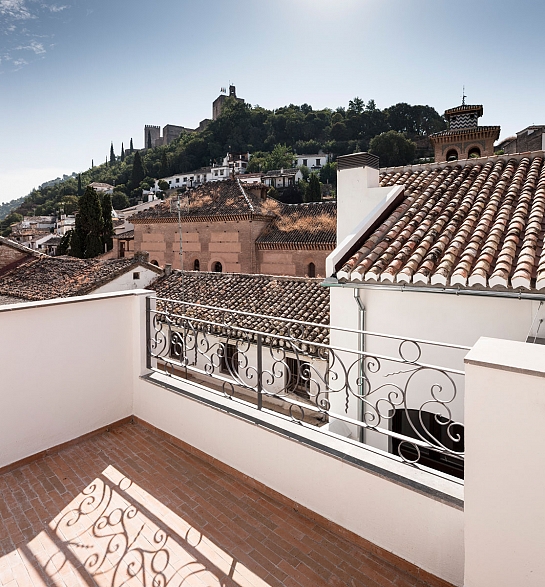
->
[221, 342, 238, 374]
[133, 271, 140, 280]
[468, 147, 481, 159]
[286, 356, 310, 398]
[220, 169, 224, 176]
[303, 159, 307, 166]
[214, 171, 218, 176]
[213, 261, 222, 273]
[308, 262, 316, 278]
[176, 178, 179, 183]
[446, 149, 458, 161]
[315, 159, 320, 166]
[151, 260, 159, 267]
[193, 259, 200, 271]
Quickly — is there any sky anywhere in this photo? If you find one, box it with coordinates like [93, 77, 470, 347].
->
[1, 0, 544, 204]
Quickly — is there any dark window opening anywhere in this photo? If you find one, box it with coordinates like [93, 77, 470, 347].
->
[151, 260, 159, 267]
[213, 261, 222, 273]
[468, 147, 481, 158]
[446, 149, 459, 162]
[119, 241, 125, 258]
[391, 409, 464, 479]
[286, 356, 310, 399]
[221, 343, 238, 375]
[193, 259, 200, 271]
[133, 272, 140, 280]
[308, 262, 316, 278]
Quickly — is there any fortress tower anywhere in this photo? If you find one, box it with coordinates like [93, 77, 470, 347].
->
[144, 125, 161, 149]
[212, 85, 244, 121]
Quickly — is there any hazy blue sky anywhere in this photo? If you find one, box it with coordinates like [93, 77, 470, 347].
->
[1, 0, 544, 204]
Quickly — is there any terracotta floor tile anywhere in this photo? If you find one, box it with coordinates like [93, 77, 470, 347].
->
[0, 423, 443, 587]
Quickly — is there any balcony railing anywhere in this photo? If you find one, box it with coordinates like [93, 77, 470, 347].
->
[147, 297, 469, 479]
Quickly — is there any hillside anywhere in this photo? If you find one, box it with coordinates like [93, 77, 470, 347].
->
[0, 98, 445, 236]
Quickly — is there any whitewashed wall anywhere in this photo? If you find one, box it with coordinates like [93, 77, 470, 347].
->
[0, 291, 147, 468]
[93, 265, 160, 294]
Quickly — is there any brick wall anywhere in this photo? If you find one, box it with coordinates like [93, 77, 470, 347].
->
[257, 249, 331, 278]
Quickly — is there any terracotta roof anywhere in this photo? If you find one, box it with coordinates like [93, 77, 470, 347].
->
[0, 236, 43, 258]
[113, 230, 134, 239]
[444, 104, 483, 117]
[256, 201, 337, 249]
[0, 295, 25, 306]
[430, 126, 501, 140]
[151, 271, 330, 344]
[337, 153, 545, 291]
[0, 257, 161, 301]
[264, 168, 299, 178]
[130, 179, 276, 223]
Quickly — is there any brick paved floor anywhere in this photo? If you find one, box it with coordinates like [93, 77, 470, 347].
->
[0, 423, 441, 587]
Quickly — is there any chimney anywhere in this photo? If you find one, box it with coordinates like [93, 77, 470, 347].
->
[326, 152, 404, 277]
[134, 251, 150, 264]
[164, 263, 172, 277]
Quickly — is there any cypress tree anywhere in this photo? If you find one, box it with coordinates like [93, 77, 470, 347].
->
[121, 142, 125, 162]
[130, 138, 134, 153]
[131, 151, 146, 189]
[110, 142, 116, 165]
[147, 130, 152, 149]
[92, 159, 94, 168]
[77, 174, 82, 197]
[73, 186, 104, 258]
[105, 156, 108, 167]
[160, 151, 169, 177]
[100, 193, 114, 252]
[308, 174, 322, 202]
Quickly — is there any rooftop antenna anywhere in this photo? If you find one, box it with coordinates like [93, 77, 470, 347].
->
[462, 86, 467, 106]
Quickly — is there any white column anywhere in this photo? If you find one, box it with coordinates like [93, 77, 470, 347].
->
[464, 337, 545, 587]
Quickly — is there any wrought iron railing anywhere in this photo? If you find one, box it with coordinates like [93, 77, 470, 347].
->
[146, 297, 469, 480]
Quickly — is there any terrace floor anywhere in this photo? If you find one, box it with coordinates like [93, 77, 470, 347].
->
[0, 422, 445, 587]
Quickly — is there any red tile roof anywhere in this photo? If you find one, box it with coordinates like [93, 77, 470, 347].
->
[338, 153, 545, 291]
[0, 256, 161, 301]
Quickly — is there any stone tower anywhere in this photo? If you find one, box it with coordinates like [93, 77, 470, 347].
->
[144, 125, 161, 149]
[212, 85, 244, 121]
[430, 102, 500, 162]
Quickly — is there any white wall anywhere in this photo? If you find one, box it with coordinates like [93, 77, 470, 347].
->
[0, 291, 148, 469]
[133, 372, 464, 586]
[329, 286, 536, 442]
[464, 338, 545, 587]
[93, 265, 160, 294]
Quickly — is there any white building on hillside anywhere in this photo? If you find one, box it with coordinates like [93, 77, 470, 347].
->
[296, 153, 328, 171]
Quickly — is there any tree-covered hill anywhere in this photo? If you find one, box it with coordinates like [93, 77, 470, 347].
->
[1, 97, 446, 235]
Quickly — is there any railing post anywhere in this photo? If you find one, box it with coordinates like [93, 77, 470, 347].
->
[257, 333, 263, 410]
[145, 295, 152, 369]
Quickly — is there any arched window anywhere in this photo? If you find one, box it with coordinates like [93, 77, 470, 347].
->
[446, 149, 458, 162]
[213, 261, 223, 273]
[193, 259, 200, 271]
[308, 262, 316, 278]
[151, 260, 159, 267]
[468, 147, 481, 158]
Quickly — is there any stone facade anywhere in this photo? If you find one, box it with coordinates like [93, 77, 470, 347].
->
[135, 218, 271, 273]
[257, 248, 330, 278]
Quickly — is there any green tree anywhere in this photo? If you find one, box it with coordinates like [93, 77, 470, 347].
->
[77, 174, 82, 197]
[160, 151, 169, 177]
[131, 151, 146, 189]
[130, 138, 134, 153]
[72, 186, 104, 258]
[348, 97, 365, 115]
[319, 161, 337, 185]
[121, 143, 125, 162]
[369, 130, 417, 167]
[307, 173, 322, 202]
[110, 143, 116, 165]
[57, 230, 72, 255]
[158, 179, 170, 192]
[100, 193, 114, 252]
[112, 191, 130, 210]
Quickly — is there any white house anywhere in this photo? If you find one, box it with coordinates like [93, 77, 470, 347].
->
[324, 150, 545, 476]
[262, 168, 303, 189]
[296, 153, 328, 171]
